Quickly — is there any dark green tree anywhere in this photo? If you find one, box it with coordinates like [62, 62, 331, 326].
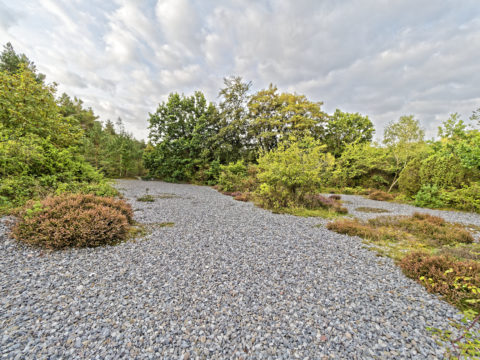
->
[323, 109, 374, 157]
[145, 91, 219, 181]
[0, 42, 45, 83]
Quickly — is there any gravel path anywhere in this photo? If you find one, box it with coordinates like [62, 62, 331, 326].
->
[2, 180, 479, 359]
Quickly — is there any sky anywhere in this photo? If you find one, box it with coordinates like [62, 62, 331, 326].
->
[0, 0, 479, 141]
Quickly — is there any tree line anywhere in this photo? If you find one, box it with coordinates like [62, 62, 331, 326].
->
[1, 42, 479, 214]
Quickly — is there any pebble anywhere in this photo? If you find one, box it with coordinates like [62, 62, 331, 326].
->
[1, 180, 475, 358]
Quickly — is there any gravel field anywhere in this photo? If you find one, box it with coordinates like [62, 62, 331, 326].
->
[2, 180, 479, 359]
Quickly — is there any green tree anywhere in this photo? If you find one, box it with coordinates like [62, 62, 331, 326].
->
[383, 115, 426, 191]
[255, 136, 335, 209]
[247, 85, 326, 152]
[58, 93, 98, 131]
[145, 91, 219, 181]
[214, 76, 252, 163]
[323, 109, 374, 157]
[0, 42, 45, 83]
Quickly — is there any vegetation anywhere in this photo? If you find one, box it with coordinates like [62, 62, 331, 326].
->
[12, 194, 133, 249]
[327, 213, 480, 356]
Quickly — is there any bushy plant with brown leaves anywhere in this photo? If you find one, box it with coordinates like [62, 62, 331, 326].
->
[368, 190, 395, 201]
[12, 194, 133, 249]
[399, 252, 480, 311]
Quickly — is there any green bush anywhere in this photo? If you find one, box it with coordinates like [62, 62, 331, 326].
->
[255, 137, 335, 209]
[414, 184, 444, 208]
[440, 183, 480, 213]
[216, 160, 248, 192]
[12, 194, 133, 249]
[398, 157, 424, 196]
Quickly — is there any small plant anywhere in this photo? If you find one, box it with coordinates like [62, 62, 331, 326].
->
[329, 194, 341, 200]
[12, 194, 133, 249]
[355, 207, 390, 213]
[137, 194, 155, 202]
[368, 190, 395, 201]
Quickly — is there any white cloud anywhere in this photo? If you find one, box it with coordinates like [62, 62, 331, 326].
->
[0, 0, 478, 140]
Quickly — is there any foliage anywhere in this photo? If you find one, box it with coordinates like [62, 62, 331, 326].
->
[414, 184, 444, 208]
[145, 91, 219, 182]
[399, 252, 480, 311]
[323, 109, 374, 157]
[213, 76, 252, 163]
[255, 137, 335, 209]
[368, 190, 395, 201]
[327, 213, 474, 258]
[12, 194, 133, 249]
[0, 42, 45, 83]
[440, 183, 480, 213]
[383, 115, 426, 192]
[332, 142, 392, 188]
[216, 160, 248, 192]
[247, 85, 326, 152]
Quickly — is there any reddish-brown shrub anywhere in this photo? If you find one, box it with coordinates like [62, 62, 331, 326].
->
[12, 194, 133, 249]
[234, 193, 250, 202]
[329, 194, 342, 201]
[368, 190, 395, 201]
[399, 251, 480, 310]
[327, 218, 383, 240]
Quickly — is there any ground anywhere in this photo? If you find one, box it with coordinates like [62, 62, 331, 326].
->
[2, 180, 479, 359]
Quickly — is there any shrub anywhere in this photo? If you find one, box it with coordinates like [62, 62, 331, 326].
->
[399, 252, 480, 311]
[414, 184, 444, 208]
[368, 190, 394, 201]
[302, 194, 347, 214]
[329, 194, 341, 200]
[440, 183, 480, 213]
[216, 160, 248, 192]
[255, 136, 335, 210]
[12, 194, 133, 249]
[327, 218, 386, 240]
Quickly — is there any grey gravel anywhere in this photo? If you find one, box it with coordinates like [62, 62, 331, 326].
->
[1, 180, 477, 359]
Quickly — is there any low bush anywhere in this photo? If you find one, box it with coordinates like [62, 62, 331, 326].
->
[368, 190, 395, 201]
[326, 218, 386, 240]
[216, 160, 248, 192]
[414, 184, 444, 208]
[302, 194, 347, 214]
[12, 194, 133, 249]
[329, 194, 341, 200]
[399, 252, 480, 311]
[327, 213, 473, 248]
[440, 183, 480, 213]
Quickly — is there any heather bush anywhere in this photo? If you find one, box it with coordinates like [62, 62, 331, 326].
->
[368, 190, 394, 201]
[399, 252, 480, 311]
[12, 194, 133, 249]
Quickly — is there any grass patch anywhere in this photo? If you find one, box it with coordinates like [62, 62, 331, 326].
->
[146, 221, 174, 228]
[327, 213, 474, 260]
[355, 207, 390, 213]
[274, 207, 346, 219]
[136, 194, 155, 202]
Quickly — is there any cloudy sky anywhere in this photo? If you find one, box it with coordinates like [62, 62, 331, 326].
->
[1, 0, 479, 140]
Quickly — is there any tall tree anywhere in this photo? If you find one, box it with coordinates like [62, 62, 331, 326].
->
[145, 91, 219, 181]
[247, 85, 326, 152]
[323, 109, 374, 157]
[383, 115, 426, 191]
[214, 76, 252, 162]
[0, 42, 45, 83]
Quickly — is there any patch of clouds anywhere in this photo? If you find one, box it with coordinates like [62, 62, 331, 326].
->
[0, 0, 479, 140]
